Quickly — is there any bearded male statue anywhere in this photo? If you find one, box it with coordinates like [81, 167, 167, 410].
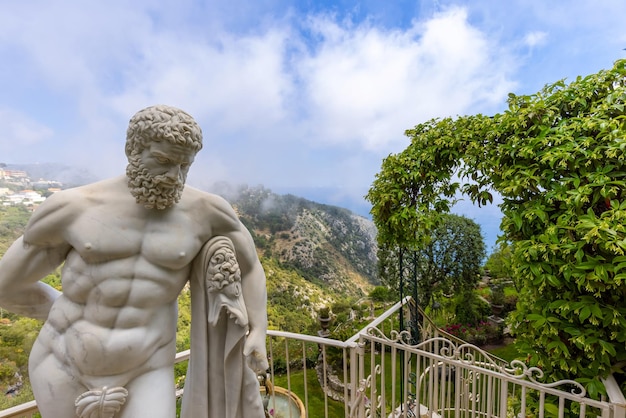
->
[0, 105, 268, 418]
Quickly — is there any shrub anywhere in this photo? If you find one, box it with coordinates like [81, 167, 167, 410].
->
[443, 321, 503, 346]
[454, 289, 489, 326]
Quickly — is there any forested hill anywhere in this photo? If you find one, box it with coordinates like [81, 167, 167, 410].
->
[211, 183, 379, 296]
[0, 205, 30, 250]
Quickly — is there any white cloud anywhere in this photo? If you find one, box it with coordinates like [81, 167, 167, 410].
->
[0, 3, 518, 158]
[295, 7, 516, 150]
[115, 28, 295, 137]
[0, 109, 54, 158]
[0, 1, 524, 205]
[523, 31, 547, 48]
[2, 0, 623, 239]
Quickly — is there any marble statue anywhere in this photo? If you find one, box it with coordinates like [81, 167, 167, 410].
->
[0, 105, 269, 418]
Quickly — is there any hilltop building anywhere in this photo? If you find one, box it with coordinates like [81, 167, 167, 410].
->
[0, 168, 63, 208]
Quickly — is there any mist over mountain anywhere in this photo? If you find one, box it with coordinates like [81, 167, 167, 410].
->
[209, 182, 380, 297]
[2, 162, 98, 188]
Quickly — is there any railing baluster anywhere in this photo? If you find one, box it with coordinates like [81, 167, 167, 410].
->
[301, 340, 309, 418]
[379, 338, 386, 418]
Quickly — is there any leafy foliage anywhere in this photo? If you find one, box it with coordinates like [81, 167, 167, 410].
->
[265, 260, 318, 333]
[380, 214, 485, 309]
[454, 288, 490, 326]
[0, 206, 31, 253]
[366, 59, 626, 393]
[368, 286, 396, 303]
[0, 317, 41, 384]
[484, 242, 513, 281]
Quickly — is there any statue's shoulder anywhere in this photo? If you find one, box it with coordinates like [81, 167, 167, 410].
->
[23, 188, 81, 245]
[181, 186, 240, 226]
[41, 176, 123, 207]
[24, 177, 124, 242]
[30, 185, 83, 216]
[183, 186, 234, 212]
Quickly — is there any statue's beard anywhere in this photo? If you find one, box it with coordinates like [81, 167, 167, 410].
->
[126, 155, 185, 210]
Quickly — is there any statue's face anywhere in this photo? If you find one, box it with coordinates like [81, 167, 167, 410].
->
[126, 140, 196, 210]
[140, 140, 195, 187]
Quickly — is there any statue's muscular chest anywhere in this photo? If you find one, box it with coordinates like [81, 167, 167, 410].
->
[66, 206, 203, 270]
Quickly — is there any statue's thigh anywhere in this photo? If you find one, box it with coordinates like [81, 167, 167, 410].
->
[120, 366, 176, 418]
[30, 352, 85, 418]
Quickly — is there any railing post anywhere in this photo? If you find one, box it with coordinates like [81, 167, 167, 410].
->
[354, 341, 365, 418]
[398, 247, 405, 403]
[603, 374, 626, 418]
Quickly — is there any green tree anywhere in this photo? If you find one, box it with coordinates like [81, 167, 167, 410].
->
[376, 214, 485, 310]
[369, 286, 395, 303]
[366, 59, 626, 396]
[0, 206, 31, 252]
[484, 242, 513, 281]
[418, 214, 484, 308]
[0, 317, 41, 378]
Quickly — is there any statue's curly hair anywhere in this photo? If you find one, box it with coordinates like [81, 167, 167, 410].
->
[125, 105, 203, 157]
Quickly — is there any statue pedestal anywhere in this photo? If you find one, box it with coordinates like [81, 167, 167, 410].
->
[487, 315, 504, 326]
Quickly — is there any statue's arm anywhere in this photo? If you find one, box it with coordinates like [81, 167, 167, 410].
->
[228, 226, 268, 372]
[0, 194, 72, 319]
[0, 236, 67, 319]
[238, 229, 269, 371]
[209, 196, 268, 371]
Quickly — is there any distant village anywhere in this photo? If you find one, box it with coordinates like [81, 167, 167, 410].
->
[0, 167, 63, 209]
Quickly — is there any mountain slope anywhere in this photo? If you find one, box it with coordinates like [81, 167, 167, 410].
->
[213, 183, 379, 299]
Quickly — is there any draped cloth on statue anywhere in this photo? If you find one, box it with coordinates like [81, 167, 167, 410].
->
[180, 236, 265, 418]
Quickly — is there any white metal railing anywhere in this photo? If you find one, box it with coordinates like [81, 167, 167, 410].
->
[0, 401, 38, 418]
[604, 374, 626, 418]
[358, 331, 616, 418]
[2, 298, 626, 418]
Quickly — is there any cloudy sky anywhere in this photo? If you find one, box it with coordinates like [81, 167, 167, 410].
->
[1, 0, 625, 251]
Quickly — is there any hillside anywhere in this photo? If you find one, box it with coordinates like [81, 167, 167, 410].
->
[223, 184, 380, 334]
[0, 206, 30, 249]
[213, 183, 379, 297]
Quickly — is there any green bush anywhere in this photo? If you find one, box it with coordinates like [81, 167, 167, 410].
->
[454, 289, 489, 326]
[366, 59, 626, 395]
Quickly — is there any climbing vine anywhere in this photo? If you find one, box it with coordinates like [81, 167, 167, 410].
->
[366, 59, 626, 396]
